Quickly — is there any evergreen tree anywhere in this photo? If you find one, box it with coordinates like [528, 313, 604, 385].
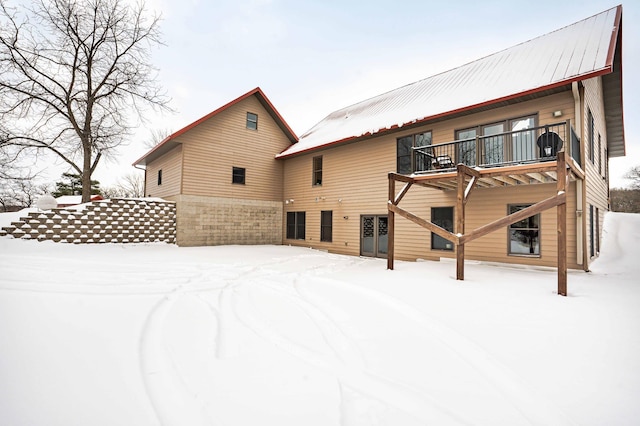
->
[52, 173, 101, 197]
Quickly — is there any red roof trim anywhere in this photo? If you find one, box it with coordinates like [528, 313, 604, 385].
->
[606, 5, 623, 68]
[133, 87, 297, 166]
[276, 69, 613, 159]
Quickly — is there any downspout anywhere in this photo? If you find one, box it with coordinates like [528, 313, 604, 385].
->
[134, 164, 148, 197]
[572, 82, 587, 270]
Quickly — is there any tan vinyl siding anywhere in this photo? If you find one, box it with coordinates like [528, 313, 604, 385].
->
[179, 95, 291, 202]
[145, 145, 182, 198]
[283, 90, 580, 268]
[582, 76, 610, 261]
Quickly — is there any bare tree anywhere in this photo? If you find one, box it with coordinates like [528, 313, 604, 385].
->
[103, 172, 144, 198]
[0, 0, 170, 203]
[145, 127, 172, 150]
[624, 165, 640, 189]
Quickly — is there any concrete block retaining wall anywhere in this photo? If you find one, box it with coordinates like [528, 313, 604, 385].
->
[0, 198, 176, 244]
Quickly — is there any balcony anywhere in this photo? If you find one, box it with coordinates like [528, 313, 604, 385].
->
[413, 121, 581, 172]
[405, 120, 582, 190]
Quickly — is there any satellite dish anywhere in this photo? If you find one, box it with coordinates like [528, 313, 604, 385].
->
[36, 194, 58, 211]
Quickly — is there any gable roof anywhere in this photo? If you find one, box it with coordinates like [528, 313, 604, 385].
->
[134, 87, 297, 166]
[277, 5, 624, 159]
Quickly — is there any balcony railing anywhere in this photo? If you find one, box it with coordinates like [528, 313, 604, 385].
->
[411, 120, 580, 173]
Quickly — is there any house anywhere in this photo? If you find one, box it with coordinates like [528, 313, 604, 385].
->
[276, 5, 624, 277]
[135, 6, 624, 277]
[133, 88, 297, 246]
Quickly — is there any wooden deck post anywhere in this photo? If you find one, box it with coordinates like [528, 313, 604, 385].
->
[557, 152, 568, 296]
[456, 165, 465, 280]
[387, 173, 395, 270]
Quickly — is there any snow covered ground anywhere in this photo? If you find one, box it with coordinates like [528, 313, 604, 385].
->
[0, 211, 638, 426]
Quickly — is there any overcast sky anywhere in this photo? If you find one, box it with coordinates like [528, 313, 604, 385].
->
[89, 0, 638, 188]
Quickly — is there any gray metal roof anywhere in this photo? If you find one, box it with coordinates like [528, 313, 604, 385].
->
[279, 5, 624, 158]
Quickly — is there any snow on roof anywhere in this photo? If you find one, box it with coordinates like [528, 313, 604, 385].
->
[277, 6, 622, 158]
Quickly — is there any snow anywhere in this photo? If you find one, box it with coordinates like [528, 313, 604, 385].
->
[0, 211, 639, 425]
[277, 7, 619, 158]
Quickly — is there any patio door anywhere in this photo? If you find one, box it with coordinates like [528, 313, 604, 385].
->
[361, 215, 388, 258]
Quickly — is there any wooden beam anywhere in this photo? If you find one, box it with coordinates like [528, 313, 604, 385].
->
[557, 152, 568, 296]
[456, 168, 465, 281]
[459, 192, 567, 245]
[478, 162, 557, 178]
[387, 176, 395, 270]
[510, 174, 531, 184]
[492, 175, 519, 186]
[393, 182, 413, 205]
[457, 163, 481, 178]
[388, 172, 415, 184]
[388, 203, 459, 244]
[464, 176, 477, 204]
[528, 172, 548, 183]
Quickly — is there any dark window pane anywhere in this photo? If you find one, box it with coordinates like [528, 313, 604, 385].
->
[313, 156, 322, 185]
[296, 212, 305, 240]
[286, 212, 295, 239]
[247, 112, 258, 130]
[321, 210, 332, 242]
[232, 167, 245, 184]
[431, 207, 454, 251]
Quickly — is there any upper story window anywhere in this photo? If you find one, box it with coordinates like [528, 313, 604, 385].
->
[588, 109, 594, 163]
[246, 112, 258, 130]
[232, 166, 246, 184]
[157, 169, 162, 186]
[313, 156, 323, 186]
[397, 131, 432, 174]
[456, 115, 537, 167]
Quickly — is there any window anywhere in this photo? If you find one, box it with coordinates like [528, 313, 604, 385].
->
[157, 169, 162, 186]
[312, 156, 323, 185]
[588, 109, 594, 163]
[246, 112, 258, 130]
[397, 131, 432, 174]
[595, 207, 600, 255]
[598, 133, 602, 176]
[286, 211, 306, 240]
[232, 167, 245, 184]
[457, 115, 536, 166]
[431, 207, 454, 251]
[589, 204, 595, 257]
[321, 210, 332, 242]
[508, 204, 540, 256]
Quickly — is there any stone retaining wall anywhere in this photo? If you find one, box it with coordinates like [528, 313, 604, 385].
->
[0, 198, 176, 244]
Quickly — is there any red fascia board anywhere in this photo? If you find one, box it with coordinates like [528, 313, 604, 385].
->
[276, 69, 613, 160]
[606, 5, 623, 68]
[133, 87, 297, 166]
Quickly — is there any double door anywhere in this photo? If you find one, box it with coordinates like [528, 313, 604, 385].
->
[360, 215, 388, 258]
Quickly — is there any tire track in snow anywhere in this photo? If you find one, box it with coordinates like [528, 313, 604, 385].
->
[232, 277, 473, 425]
[139, 286, 215, 426]
[304, 275, 575, 426]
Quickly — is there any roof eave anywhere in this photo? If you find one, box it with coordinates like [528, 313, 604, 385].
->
[133, 87, 298, 167]
[276, 71, 611, 160]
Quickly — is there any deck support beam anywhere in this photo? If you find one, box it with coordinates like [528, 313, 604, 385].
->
[387, 155, 570, 295]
